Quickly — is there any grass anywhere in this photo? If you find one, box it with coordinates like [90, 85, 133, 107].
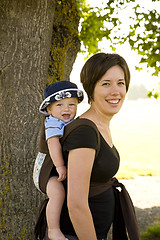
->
[141, 223, 160, 240]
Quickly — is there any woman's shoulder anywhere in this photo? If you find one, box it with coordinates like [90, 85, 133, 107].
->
[67, 124, 98, 139]
[62, 118, 99, 151]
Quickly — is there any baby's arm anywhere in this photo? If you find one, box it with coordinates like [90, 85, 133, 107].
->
[47, 136, 67, 181]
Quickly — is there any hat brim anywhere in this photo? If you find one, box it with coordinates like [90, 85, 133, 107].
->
[39, 88, 84, 115]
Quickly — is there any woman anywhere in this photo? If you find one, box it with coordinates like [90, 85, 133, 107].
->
[60, 52, 133, 239]
[35, 53, 139, 240]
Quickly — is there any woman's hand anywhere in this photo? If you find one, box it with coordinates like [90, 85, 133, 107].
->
[67, 148, 98, 240]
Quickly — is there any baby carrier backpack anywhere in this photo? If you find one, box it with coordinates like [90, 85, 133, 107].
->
[33, 117, 100, 194]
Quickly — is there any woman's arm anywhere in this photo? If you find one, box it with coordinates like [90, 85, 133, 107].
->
[67, 148, 98, 240]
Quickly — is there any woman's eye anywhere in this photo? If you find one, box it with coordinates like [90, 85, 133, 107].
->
[118, 81, 125, 85]
[102, 82, 110, 86]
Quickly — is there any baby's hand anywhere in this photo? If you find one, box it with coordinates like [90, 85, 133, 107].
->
[56, 165, 67, 181]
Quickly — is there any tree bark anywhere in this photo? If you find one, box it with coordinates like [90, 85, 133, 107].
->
[47, 0, 81, 84]
[0, 0, 55, 239]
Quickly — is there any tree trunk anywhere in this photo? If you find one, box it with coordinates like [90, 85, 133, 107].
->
[0, 0, 55, 239]
[0, 0, 80, 238]
[47, 0, 81, 84]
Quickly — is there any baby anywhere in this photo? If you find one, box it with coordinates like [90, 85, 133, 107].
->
[39, 81, 84, 240]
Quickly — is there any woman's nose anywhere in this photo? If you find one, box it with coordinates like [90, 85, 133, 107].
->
[110, 85, 120, 95]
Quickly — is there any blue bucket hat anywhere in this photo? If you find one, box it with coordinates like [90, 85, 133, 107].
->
[39, 81, 84, 114]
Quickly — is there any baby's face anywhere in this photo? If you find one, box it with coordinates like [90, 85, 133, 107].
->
[47, 97, 78, 123]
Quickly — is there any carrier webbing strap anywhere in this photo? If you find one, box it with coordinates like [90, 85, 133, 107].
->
[61, 118, 100, 158]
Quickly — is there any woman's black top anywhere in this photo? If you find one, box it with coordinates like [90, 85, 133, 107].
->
[60, 125, 120, 239]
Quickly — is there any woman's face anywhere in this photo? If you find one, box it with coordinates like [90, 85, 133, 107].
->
[92, 65, 127, 117]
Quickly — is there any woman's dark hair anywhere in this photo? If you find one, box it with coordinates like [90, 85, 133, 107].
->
[80, 53, 130, 103]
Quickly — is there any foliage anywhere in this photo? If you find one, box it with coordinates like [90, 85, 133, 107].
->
[127, 4, 160, 77]
[147, 89, 159, 99]
[77, 0, 121, 55]
[141, 223, 160, 240]
[77, 0, 160, 98]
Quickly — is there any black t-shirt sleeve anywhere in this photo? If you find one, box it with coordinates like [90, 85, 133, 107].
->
[63, 125, 98, 152]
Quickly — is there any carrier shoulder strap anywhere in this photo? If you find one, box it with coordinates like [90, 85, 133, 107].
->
[61, 118, 100, 157]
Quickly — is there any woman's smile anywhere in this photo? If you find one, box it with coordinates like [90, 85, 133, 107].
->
[106, 98, 121, 104]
